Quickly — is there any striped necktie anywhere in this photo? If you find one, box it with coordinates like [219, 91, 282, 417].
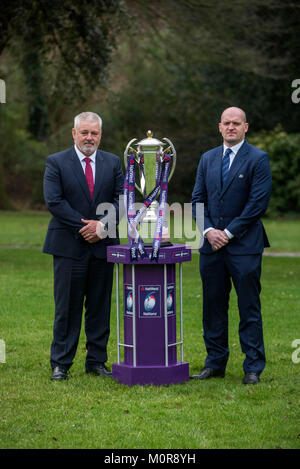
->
[221, 148, 232, 186]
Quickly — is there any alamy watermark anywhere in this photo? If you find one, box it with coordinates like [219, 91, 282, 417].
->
[0, 79, 6, 103]
[291, 339, 300, 364]
[291, 79, 300, 103]
[0, 339, 5, 363]
[95, 197, 204, 252]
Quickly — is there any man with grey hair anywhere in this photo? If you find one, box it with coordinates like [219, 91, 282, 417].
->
[43, 111, 124, 380]
[74, 111, 102, 132]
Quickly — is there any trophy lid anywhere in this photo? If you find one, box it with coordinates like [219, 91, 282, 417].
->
[136, 130, 165, 147]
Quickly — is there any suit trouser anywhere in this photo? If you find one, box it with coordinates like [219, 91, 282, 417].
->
[200, 251, 265, 375]
[50, 251, 114, 370]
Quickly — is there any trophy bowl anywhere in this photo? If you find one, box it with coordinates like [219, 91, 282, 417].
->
[124, 131, 176, 246]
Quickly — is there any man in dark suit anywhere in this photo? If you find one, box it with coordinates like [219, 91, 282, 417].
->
[43, 112, 124, 380]
[191, 107, 272, 384]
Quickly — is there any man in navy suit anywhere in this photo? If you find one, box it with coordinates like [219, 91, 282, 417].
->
[191, 107, 272, 384]
[43, 112, 124, 380]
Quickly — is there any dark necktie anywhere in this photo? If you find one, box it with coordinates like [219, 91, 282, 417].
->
[83, 157, 94, 199]
[221, 148, 231, 186]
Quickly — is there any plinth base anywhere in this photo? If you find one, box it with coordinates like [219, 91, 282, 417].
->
[112, 362, 189, 386]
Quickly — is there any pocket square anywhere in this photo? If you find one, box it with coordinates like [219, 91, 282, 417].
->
[238, 174, 244, 178]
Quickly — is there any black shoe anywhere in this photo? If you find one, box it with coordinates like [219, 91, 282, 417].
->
[191, 367, 225, 380]
[86, 363, 112, 377]
[51, 366, 68, 381]
[243, 372, 260, 384]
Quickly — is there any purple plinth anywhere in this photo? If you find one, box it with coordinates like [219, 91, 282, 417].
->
[112, 362, 189, 386]
[107, 244, 191, 386]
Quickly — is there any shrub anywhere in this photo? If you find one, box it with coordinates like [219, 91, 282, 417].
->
[249, 126, 300, 216]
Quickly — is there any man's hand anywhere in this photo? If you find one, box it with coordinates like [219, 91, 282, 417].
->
[206, 229, 229, 251]
[79, 219, 100, 243]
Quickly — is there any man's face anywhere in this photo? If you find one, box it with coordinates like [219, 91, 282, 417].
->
[72, 120, 102, 156]
[219, 108, 248, 146]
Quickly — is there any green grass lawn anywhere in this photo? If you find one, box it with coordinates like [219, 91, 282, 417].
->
[0, 210, 50, 247]
[0, 211, 300, 449]
[0, 210, 299, 252]
[263, 218, 300, 252]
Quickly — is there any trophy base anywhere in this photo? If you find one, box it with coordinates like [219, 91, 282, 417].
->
[143, 241, 173, 247]
[112, 362, 189, 386]
[139, 219, 171, 246]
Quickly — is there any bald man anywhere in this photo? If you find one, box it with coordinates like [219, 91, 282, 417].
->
[191, 107, 272, 384]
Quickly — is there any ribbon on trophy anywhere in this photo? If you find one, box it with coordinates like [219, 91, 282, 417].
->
[150, 153, 171, 261]
[124, 153, 146, 261]
[124, 152, 172, 262]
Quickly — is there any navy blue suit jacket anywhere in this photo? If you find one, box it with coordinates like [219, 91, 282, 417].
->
[43, 146, 124, 259]
[191, 140, 272, 255]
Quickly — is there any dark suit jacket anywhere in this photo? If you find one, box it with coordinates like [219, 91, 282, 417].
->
[191, 140, 272, 255]
[43, 146, 124, 259]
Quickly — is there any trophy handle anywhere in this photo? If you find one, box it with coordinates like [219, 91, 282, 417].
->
[162, 137, 177, 181]
[124, 138, 137, 168]
[124, 138, 143, 194]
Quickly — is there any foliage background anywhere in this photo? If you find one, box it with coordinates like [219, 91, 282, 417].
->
[0, 0, 300, 215]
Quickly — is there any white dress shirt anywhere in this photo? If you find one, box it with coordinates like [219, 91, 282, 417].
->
[73, 145, 106, 238]
[74, 145, 96, 182]
[223, 140, 244, 169]
[204, 140, 245, 240]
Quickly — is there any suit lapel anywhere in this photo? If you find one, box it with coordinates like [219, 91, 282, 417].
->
[70, 147, 92, 202]
[92, 150, 104, 202]
[212, 146, 223, 195]
[220, 141, 249, 195]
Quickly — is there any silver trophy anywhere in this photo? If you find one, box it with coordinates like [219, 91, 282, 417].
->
[124, 130, 176, 244]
